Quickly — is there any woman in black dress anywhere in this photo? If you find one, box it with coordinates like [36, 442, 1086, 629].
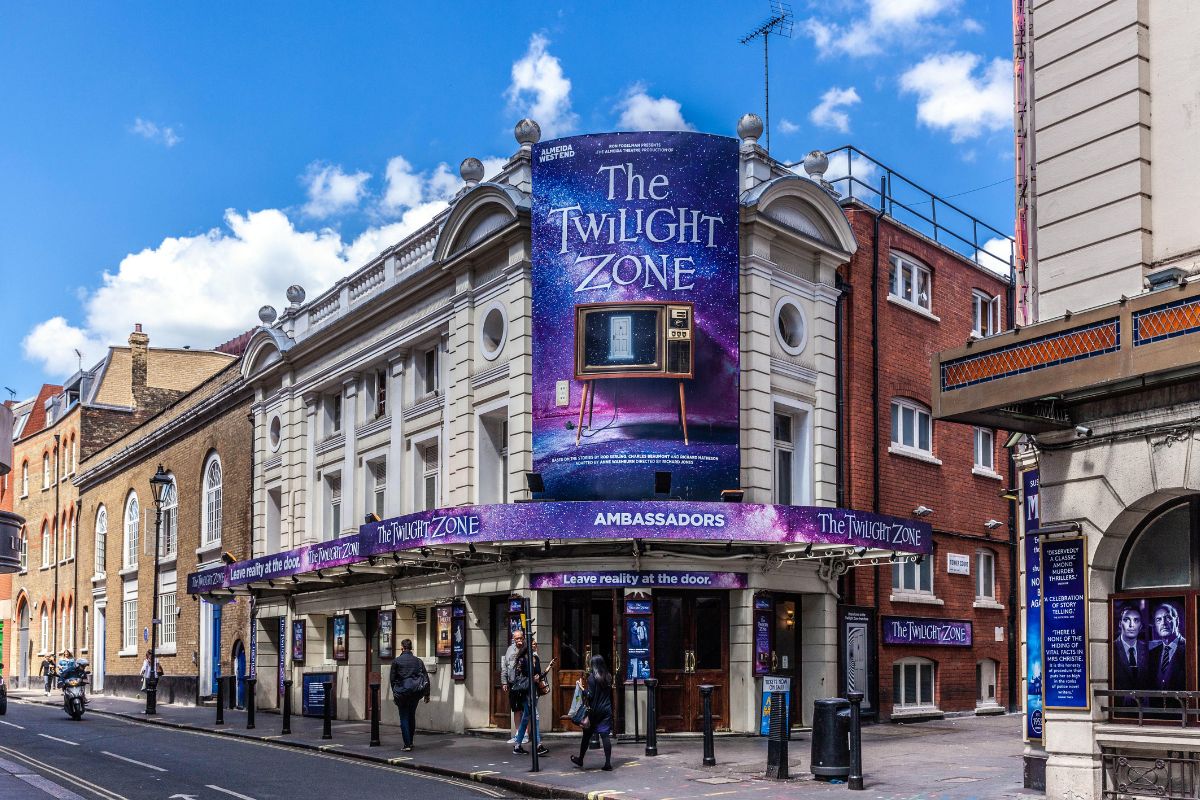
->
[570, 654, 614, 771]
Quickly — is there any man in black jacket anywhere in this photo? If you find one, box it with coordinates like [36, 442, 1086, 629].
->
[389, 638, 430, 751]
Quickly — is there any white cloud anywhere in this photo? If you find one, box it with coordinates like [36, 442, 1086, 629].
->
[819, 149, 879, 196]
[899, 52, 1010, 142]
[614, 84, 694, 131]
[22, 318, 107, 378]
[778, 119, 801, 135]
[809, 87, 861, 133]
[804, 0, 959, 58]
[975, 236, 1013, 275]
[382, 156, 424, 211]
[506, 33, 576, 138]
[130, 117, 182, 147]
[962, 17, 983, 33]
[302, 162, 371, 218]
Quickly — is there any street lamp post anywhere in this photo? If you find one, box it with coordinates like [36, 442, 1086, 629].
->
[147, 465, 171, 715]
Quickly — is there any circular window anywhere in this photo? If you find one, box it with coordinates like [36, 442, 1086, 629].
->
[269, 416, 282, 452]
[774, 297, 807, 355]
[479, 302, 508, 361]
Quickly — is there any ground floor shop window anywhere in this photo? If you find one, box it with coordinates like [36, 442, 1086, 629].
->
[893, 657, 936, 709]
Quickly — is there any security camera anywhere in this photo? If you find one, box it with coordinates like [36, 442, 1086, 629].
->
[1074, 425, 1093, 438]
[984, 519, 1004, 530]
[913, 505, 933, 518]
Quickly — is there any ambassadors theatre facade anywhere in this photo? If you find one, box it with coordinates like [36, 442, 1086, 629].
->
[189, 118, 930, 734]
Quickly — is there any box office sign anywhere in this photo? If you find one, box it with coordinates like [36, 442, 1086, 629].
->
[192, 503, 932, 592]
[530, 132, 740, 501]
[882, 616, 973, 647]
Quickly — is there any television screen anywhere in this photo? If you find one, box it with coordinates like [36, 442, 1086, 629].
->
[581, 307, 662, 371]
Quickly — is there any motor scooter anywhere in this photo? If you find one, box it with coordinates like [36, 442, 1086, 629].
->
[0, 671, 8, 715]
[60, 659, 88, 720]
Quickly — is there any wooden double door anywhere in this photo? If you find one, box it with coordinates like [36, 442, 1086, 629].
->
[654, 592, 729, 732]
[553, 591, 616, 731]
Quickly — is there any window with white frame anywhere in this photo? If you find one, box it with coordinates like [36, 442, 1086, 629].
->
[43, 453, 50, 488]
[369, 368, 388, 419]
[977, 659, 998, 705]
[94, 506, 107, 576]
[891, 399, 933, 455]
[57, 516, 64, 564]
[124, 492, 140, 568]
[19, 527, 27, 571]
[893, 657, 937, 709]
[976, 549, 996, 600]
[414, 607, 431, 657]
[21, 461, 28, 497]
[160, 478, 178, 557]
[893, 555, 933, 594]
[420, 441, 439, 511]
[159, 591, 177, 647]
[122, 593, 137, 652]
[69, 513, 76, 559]
[478, 412, 509, 505]
[41, 522, 49, 568]
[71, 437, 77, 474]
[325, 392, 343, 436]
[202, 455, 222, 547]
[889, 253, 932, 312]
[422, 346, 439, 395]
[974, 428, 994, 472]
[366, 458, 386, 519]
[40, 607, 48, 653]
[774, 412, 796, 505]
[61, 442, 67, 478]
[971, 291, 1001, 337]
[325, 472, 342, 539]
[82, 608, 89, 652]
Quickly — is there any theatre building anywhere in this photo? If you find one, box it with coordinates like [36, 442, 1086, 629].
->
[189, 117, 932, 734]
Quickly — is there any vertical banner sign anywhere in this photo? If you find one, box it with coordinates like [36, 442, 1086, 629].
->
[331, 615, 348, 661]
[451, 604, 466, 681]
[753, 595, 773, 676]
[212, 604, 222, 696]
[1022, 469, 1043, 740]
[278, 617, 286, 699]
[839, 606, 876, 713]
[292, 619, 306, 662]
[249, 601, 257, 681]
[530, 132, 740, 501]
[435, 606, 453, 658]
[1041, 537, 1089, 710]
[378, 610, 395, 661]
[624, 599, 652, 680]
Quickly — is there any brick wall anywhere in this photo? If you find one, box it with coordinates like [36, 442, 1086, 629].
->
[839, 203, 1015, 718]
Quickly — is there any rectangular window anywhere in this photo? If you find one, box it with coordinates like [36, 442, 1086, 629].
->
[421, 442, 439, 511]
[893, 660, 936, 708]
[122, 598, 137, 651]
[890, 400, 932, 454]
[326, 474, 342, 539]
[415, 607, 430, 657]
[892, 557, 933, 594]
[774, 412, 794, 505]
[43, 454, 50, 489]
[159, 592, 177, 647]
[972, 292, 1000, 337]
[423, 347, 439, 395]
[373, 368, 388, 419]
[976, 550, 995, 600]
[327, 393, 343, 436]
[367, 458, 386, 519]
[889, 254, 932, 312]
[478, 414, 509, 505]
[161, 505, 178, 557]
[974, 428, 994, 471]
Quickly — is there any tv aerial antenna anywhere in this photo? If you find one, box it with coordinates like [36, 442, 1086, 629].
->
[740, 0, 794, 152]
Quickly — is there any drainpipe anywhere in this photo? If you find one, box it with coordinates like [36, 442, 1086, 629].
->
[871, 187, 885, 715]
[835, 273, 851, 605]
[53, 433, 61, 661]
[1005, 275, 1019, 712]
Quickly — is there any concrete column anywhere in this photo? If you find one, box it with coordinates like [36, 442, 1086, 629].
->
[302, 393, 319, 544]
[728, 589, 756, 733]
[386, 356, 405, 518]
[812, 281, 841, 507]
[447, 271, 475, 507]
[800, 592, 837, 728]
[741, 234, 776, 502]
[340, 377, 358, 534]
[506, 245, 534, 491]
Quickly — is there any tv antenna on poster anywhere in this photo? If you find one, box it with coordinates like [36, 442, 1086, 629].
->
[739, 0, 794, 153]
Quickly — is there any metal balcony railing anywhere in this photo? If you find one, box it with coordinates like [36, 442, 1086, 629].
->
[1095, 689, 1200, 727]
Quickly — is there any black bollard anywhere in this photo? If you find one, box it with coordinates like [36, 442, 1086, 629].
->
[228, 676, 238, 710]
[765, 690, 788, 779]
[246, 679, 257, 729]
[281, 679, 292, 735]
[369, 683, 381, 747]
[633, 679, 640, 744]
[644, 678, 659, 757]
[699, 684, 715, 767]
[215, 678, 225, 726]
[847, 691, 864, 791]
[321, 680, 333, 740]
[145, 675, 158, 716]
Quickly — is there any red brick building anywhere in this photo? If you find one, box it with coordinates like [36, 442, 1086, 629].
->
[829, 156, 1014, 721]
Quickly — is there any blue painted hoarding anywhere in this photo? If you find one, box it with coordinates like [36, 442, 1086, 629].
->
[1023, 469, 1043, 740]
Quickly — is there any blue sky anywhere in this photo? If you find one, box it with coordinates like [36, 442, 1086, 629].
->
[0, 1, 1015, 400]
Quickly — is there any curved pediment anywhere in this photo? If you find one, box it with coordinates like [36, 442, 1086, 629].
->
[433, 182, 529, 262]
[742, 175, 858, 256]
[240, 326, 294, 381]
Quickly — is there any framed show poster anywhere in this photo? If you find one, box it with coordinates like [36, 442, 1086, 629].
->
[451, 604, 467, 681]
[292, 619, 306, 662]
[1041, 537, 1089, 710]
[753, 594, 773, 676]
[331, 615, 349, 662]
[1110, 594, 1188, 704]
[378, 610, 395, 661]
[436, 605, 453, 658]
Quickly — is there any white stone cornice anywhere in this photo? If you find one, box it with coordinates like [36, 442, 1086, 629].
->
[770, 357, 819, 384]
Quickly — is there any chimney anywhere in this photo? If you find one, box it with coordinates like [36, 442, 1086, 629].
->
[129, 323, 149, 407]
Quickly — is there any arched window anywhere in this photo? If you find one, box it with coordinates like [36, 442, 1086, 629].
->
[19, 526, 27, 571]
[40, 521, 50, 568]
[202, 454, 223, 547]
[21, 460, 28, 497]
[160, 477, 178, 557]
[42, 453, 50, 489]
[71, 435, 77, 474]
[82, 607, 89, 653]
[69, 511, 76, 560]
[94, 506, 107, 576]
[1119, 500, 1193, 590]
[975, 548, 996, 600]
[124, 492, 140, 569]
[893, 656, 937, 710]
[40, 605, 48, 654]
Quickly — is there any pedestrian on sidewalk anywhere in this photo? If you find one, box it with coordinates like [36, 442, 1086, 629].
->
[138, 649, 155, 695]
[500, 628, 525, 744]
[389, 638, 429, 752]
[511, 639, 549, 757]
[570, 654, 614, 771]
[39, 655, 56, 695]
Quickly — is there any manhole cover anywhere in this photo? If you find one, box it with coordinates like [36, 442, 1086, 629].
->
[938, 777, 981, 784]
[696, 777, 742, 785]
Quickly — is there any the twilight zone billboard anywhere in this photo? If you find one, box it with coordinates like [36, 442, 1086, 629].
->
[531, 132, 740, 500]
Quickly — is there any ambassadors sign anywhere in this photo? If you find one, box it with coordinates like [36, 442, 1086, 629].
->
[531, 132, 740, 501]
[187, 502, 932, 592]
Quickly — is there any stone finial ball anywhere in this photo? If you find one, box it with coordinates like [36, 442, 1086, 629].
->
[460, 157, 485, 184]
[514, 118, 542, 145]
[286, 284, 306, 305]
[258, 305, 278, 325]
[803, 150, 830, 178]
[737, 113, 764, 140]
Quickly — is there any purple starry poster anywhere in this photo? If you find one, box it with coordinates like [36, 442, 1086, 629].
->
[531, 132, 740, 501]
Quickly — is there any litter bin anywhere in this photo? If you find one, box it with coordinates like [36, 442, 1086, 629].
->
[810, 698, 851, 780]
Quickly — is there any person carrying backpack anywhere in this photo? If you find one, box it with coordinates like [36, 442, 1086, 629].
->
[389, 638, 430, 751]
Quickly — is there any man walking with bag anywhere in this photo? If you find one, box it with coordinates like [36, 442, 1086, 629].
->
[389, 638, 430, 751]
